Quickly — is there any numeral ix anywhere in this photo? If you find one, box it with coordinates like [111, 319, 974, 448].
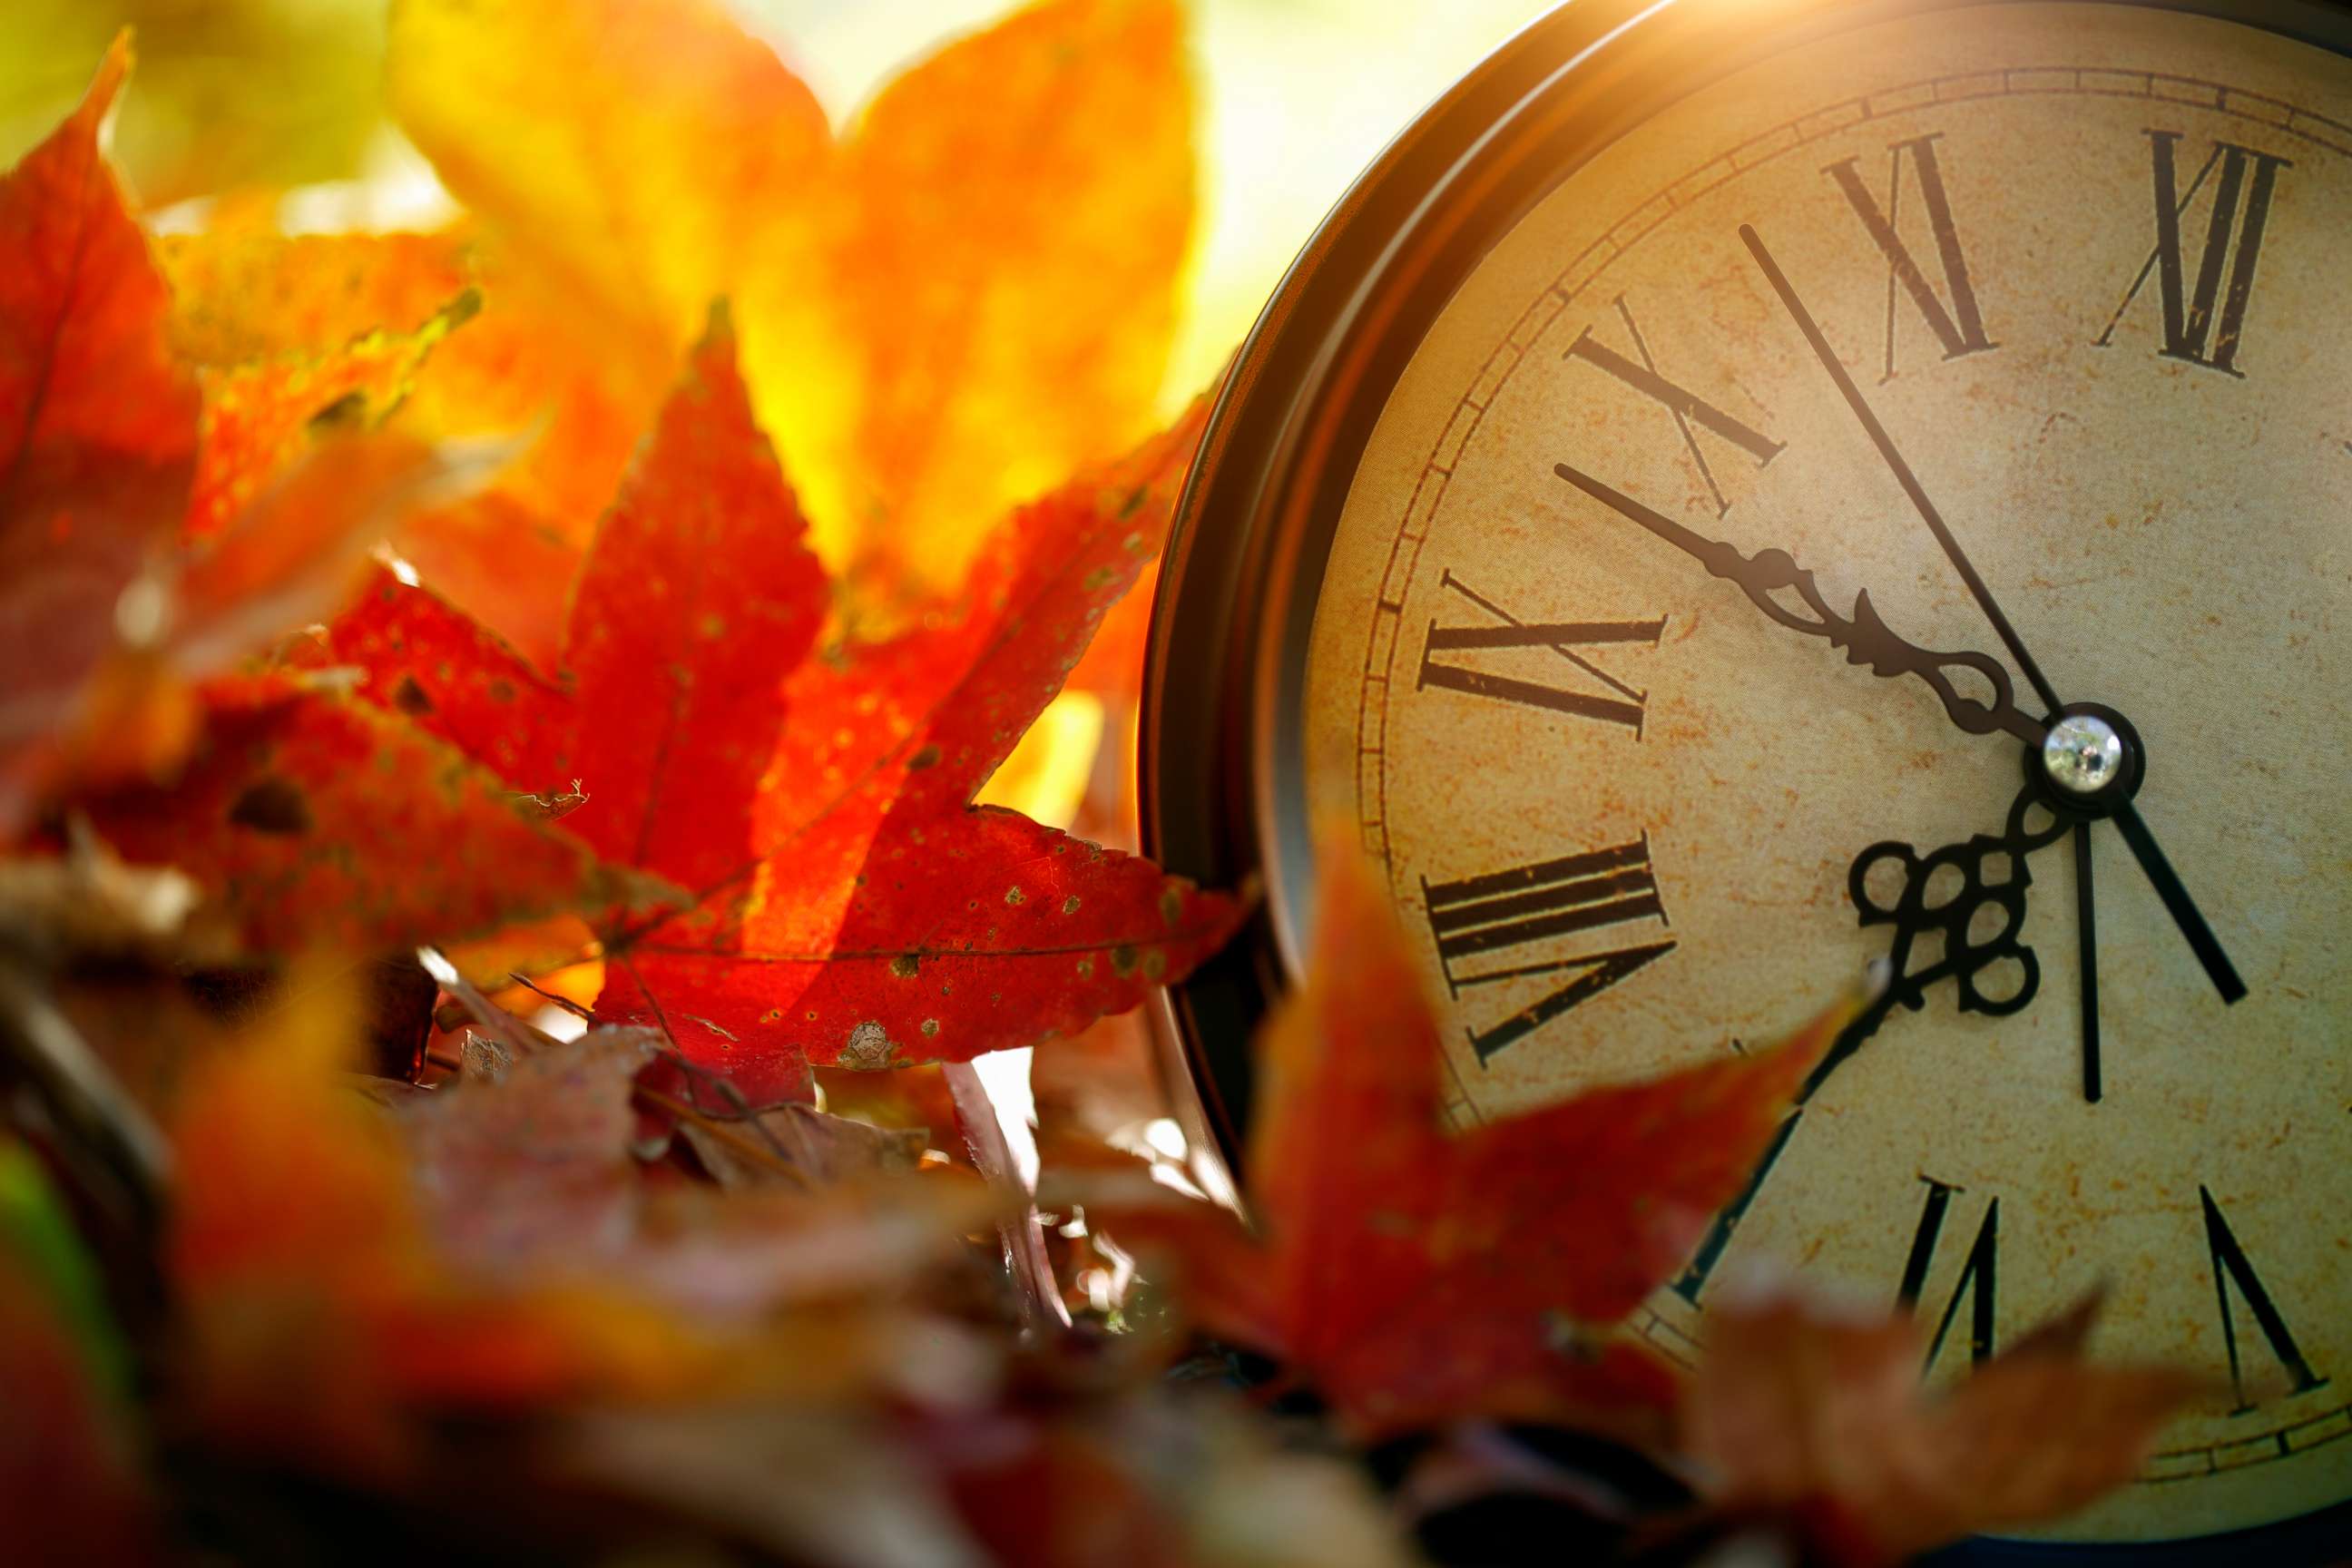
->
[1417, 570, 1664, 735]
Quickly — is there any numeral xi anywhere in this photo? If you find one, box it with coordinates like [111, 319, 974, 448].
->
[1825, 133, 1996, 379]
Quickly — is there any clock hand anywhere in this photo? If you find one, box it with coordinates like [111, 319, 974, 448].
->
[1805, 777, 2073, 1102]
[1740, 222, 2246, 1008]
[1740, 224, 2062, 714]
[1553, 461, 2043, 745]
[2075, 825, 2102, 1102]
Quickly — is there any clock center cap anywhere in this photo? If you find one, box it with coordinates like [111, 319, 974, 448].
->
[2033, 701, 2146, 814]
[2043, 712, 2126, 795]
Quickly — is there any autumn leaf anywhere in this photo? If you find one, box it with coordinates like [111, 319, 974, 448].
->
[0, 48, 532, 826]
[385, 0, 1193, 590]
[0, 36, 199, 823]
[1067, 836, 1850, 1440]
[330, 316, 1237, 1102]
[73, 677, 666, 955]
[1683, 1282, 2205, 1563]
[168, 970, 1000, 1479]
[182, 286, 480, 543]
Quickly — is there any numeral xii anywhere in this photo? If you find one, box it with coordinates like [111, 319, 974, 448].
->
[2099, 132, 2292, 376]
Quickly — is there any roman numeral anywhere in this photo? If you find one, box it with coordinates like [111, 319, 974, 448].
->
[1564, 295, 1784, 516]
[1423, 834, 1674, 1063]
[1824, 133, 1995, 379]
[2096, 132, 2292, 376]
[2200, 1187, 2328, 1413]
[1416, 570, 1664, 735]
[1898, 1176, 1998, 1371]
[1672, 1106, 1801, 1305]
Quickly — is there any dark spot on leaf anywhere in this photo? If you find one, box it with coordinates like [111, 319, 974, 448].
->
[307, 390, 368, 432]
[487, 679, 517, 703]
[392, 674, 435, 716]
[1110, 945, 1139, 977]
[890, 954, 921, 979]
[229, 776, 311, 836]
[907, 744, 941, 770]
[1119, 485, 1149, 518]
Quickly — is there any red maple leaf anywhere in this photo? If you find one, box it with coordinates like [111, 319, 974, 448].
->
[1058, 839, 1847, 1441]
[325, 307, 1240, 1102]
[0, 37, 199, 817]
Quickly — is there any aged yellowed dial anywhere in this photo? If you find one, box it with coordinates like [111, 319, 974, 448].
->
[1298, 1, 2351, 1544]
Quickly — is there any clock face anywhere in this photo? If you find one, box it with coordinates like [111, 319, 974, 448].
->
[1289, 0, 2352, 1545]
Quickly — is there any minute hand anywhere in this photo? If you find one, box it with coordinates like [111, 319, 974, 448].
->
[1553, 461, 2044, 747]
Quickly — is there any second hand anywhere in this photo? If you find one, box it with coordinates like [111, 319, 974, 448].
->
[1739, 221, 2244, 1010]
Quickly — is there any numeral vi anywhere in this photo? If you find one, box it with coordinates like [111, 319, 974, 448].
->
[1900, 1176, 1999, 1372]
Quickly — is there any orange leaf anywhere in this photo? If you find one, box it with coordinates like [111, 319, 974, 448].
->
[1685, 1285, 2205, 1563]
[331, 370, 1233, 1102]
[0, 37, 200, 822]
[596, 397, 1238, 1098]
[182, 288, 479, 544]
[1085, 836, 1850, 1441]
[74, 677, 666, 955]
[387, 0, 1194, 588]
[331, 302, 825, 894]
[387, 0, 830, 381]
[788, 0, 1195, 583]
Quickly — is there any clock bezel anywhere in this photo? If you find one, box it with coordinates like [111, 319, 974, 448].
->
[1137, 0, 2352, 1558]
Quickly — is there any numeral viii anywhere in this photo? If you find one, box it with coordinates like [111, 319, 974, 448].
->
[1423, 834, 1673, 1063]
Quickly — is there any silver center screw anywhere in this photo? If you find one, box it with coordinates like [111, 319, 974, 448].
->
[2043, 712, 2125, 795]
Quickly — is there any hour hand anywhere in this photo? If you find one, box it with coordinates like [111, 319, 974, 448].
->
[1553, 462, 2044, 747]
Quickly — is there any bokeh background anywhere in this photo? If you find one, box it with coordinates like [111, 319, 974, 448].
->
[2, 0, 1557, 409]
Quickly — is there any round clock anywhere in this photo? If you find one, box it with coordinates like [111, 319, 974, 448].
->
[1141, 0, 2352, 1556]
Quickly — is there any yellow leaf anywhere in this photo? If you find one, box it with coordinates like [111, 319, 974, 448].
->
[385, 0, 1195, 587]
[387, 0, 832, 389]
[771, 0, 1195, 581]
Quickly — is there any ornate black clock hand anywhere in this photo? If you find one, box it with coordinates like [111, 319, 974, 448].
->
[1553, 461, 2043, 745]
[1740, 222, 2246, 1008]
[1805, 778, 2073, 1102]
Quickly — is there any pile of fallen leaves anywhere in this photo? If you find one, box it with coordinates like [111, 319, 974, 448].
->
[0, 5, 2202, 1565]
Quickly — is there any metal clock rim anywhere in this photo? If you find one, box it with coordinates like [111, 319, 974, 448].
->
[1139, 1, 2352, 1556]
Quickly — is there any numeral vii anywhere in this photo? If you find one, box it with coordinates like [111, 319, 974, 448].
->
[1824, 133, 1996, 379]
[1899, 1176, 1999, 1372]
[1423, 834, 1674, 1063]
[1417, 570, 1665, 735]
[2097, 132, 2292, 377]
[2200, 1187, 2328, 1412]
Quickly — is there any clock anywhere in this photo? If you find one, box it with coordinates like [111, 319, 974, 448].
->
[1140, 0, 2352, 1557]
